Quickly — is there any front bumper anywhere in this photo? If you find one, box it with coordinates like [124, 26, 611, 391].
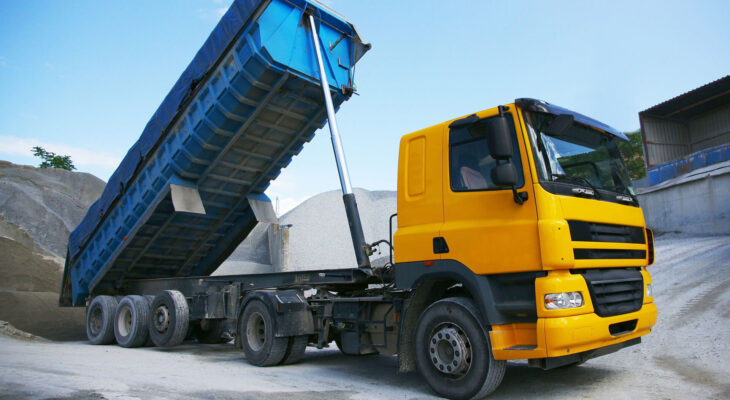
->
[490, 302, 657, 360]
[542, 301, 656, 357]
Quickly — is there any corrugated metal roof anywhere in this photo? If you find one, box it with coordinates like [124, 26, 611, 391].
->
[640, 75, 730, 120]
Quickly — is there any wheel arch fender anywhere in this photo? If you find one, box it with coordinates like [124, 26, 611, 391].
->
[394, 260, 502, 373]
[236, 290, 314, 343]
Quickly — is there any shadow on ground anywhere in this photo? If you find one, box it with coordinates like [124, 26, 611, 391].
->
[146, 342, 622, 399]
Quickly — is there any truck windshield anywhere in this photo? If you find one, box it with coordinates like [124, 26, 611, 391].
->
[523, 110, 635, 197]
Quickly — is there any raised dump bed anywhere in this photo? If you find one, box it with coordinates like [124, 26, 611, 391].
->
[60, 0, 369, 306]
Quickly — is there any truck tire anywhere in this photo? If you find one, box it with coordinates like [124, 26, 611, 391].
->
[86, 295, 118, 345]
[149, 290, 189, 347]
[193, 319, 230, 344]
[280, 335, 308, 365]
[114, 295, 151, 348]
[240, 299, 288, 366]
[415, 297, 506, 400]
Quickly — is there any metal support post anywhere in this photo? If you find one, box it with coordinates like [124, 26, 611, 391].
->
[307, 12, 371, 269]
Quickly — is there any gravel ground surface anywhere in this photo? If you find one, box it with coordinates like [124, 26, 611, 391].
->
[1, 235, 728, 399]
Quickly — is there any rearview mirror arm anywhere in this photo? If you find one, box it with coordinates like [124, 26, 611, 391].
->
[512, 187, 528, 205]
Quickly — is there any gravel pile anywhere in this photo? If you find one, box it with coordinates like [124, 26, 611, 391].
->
[0, 161, 104, 257]
[219, 188, 396, 273]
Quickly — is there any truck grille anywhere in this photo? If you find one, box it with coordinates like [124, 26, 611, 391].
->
[568, 220, 645, 244]
[574, 268, 644, 317]
[574, 249, 646, 259]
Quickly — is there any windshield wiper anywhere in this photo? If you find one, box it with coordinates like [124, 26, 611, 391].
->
[615, 191, 639, 206]
[551, 173, 602, 199]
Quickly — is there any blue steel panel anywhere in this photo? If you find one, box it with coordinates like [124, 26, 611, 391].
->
[658, 164, 676, 182]
[707, 147, 724, 165]
[61, 0, 369, 306]
[690, 153, 707, 170]
[647, 168, 661, 186]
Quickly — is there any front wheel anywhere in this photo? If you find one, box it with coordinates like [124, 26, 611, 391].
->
[415, 297, 506, 400]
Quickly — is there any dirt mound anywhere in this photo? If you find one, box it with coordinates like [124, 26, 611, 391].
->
[0, 291, 86, 341]
[0, 320, 49, 342]
[0, 237, 60, 292]
[0, 161, 104, 341]
[0, 237, 86, 340]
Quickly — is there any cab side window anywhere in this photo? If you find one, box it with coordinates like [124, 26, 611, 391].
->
[449, 115, 524, 191]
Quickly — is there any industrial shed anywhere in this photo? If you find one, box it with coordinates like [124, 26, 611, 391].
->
[636, 76, 730, 235]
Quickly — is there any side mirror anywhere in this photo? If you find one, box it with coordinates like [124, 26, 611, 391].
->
[485, 116, 513, 160]
[491, 162, 518, 187]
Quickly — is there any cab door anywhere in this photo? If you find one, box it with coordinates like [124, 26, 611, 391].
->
[440, 108, 540, 275]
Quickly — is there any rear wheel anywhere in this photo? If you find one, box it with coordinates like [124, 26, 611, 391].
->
[415, 297, 506, 399]
[86, 296, 118, 345]
[114, 295, 151, 348]
[280, 335, 308, 365]
[240, 300, 288, 366]
[148, 290, 189, 347]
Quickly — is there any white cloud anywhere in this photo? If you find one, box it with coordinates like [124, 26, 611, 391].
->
[0, 135, 122, 170]
[216, 7, 227, 17]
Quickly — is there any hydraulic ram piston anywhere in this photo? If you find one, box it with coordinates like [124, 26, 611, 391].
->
[307, 12, 371, 269]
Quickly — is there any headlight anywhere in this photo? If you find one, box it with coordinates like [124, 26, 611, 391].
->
[646, 284, 653, 298]
[544, 292, 584, 309]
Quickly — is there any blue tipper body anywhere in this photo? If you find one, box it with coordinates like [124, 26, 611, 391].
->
[59, 0, 370, 306]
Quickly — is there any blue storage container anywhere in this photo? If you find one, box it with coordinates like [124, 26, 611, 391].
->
[60, 0, 369, 306]
[658, 163, 676, 182]
[707, 146, 725, 165]
[690, 152, 707, 170]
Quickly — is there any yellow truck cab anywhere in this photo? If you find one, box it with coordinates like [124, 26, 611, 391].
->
[393, 98, 656, 398]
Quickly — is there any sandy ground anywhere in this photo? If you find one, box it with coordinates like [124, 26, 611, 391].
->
[1, 234, 728, 399]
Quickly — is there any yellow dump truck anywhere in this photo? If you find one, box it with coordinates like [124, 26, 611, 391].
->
[61, 2, 655, 398]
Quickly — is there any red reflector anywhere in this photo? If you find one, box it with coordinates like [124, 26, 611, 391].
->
[424, 261, 434, 266]
[123, 236, 127, 241]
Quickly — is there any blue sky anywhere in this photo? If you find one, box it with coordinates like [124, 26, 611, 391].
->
[1, 0, 728, 213]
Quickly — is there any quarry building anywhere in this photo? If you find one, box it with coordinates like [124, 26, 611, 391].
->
[637, 75, 730, 235]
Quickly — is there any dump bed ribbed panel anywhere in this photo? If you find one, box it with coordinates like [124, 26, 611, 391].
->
[60, 0, 369, 306]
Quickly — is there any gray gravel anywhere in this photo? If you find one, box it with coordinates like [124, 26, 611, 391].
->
[219, 188, 396, 273]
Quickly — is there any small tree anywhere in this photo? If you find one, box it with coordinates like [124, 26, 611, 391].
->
[32, 146, 76, 171]
[617, 131, 647, 181]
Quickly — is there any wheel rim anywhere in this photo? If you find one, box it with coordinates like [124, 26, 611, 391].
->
[89, 305, 103, 336]
[153, 305, 170, 333]
[428, 322, 472, 378]
[117, 305, 133, 337]
[246, 312, 266, 352]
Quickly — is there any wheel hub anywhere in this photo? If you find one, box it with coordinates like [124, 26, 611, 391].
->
[117, 306, 133, 337]
[246, 312, 266, 352]
[428, 324, 471, 376]
[89, 306, 103, 335]
[153, 305, 170, 333]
